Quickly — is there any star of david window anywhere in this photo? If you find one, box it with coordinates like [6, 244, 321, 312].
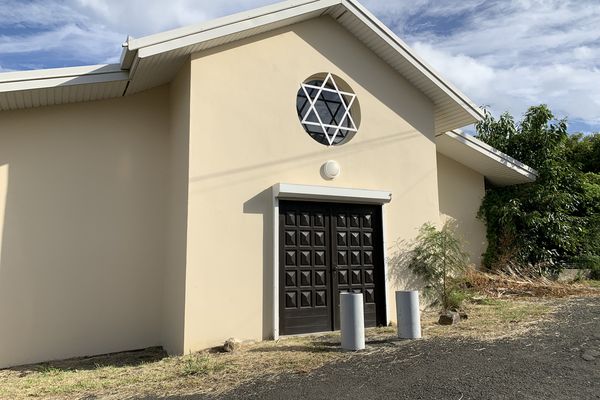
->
[296, 73, 360, 146]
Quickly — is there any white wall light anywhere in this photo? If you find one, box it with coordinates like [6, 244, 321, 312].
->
[321, 160, 341, 180]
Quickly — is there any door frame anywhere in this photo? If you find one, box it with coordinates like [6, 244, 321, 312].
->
[272, 183, 392, 340]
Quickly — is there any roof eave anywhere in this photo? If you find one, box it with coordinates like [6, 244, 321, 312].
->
[436, 130, 538, 187]
[0, 64, 129, 93]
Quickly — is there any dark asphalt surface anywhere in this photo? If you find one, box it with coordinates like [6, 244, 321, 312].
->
[174, 297, 600, 400]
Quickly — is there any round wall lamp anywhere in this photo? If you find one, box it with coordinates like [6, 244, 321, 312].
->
[321, 160, 341, 180]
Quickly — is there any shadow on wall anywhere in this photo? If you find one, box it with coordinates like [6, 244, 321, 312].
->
[242, 188, 274, 340]
[386, 239, 435, 310]
[386, 238, 425, 292]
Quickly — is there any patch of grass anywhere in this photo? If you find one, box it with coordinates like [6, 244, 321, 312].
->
[471, 297, 502, 306]
[583, 279, 600, 288]
[445, 289, 468, 310]
[180, 354, 224, 376]
[492, 299, 550, 323]
[36, 364, 63, 376]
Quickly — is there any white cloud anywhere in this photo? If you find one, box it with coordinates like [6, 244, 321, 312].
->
[0, 0, 599, 130]
[0, 0, 276, 66]
[412, 42, 496, 99]
[392, 0, 600, 129]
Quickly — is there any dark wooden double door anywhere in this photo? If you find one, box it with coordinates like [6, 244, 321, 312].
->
[279, 201, 386, 335]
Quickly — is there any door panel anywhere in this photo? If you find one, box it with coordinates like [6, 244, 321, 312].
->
[279, 201, 385, 335]
[331, 204, 385, 330]
[279, 202, 332, 335]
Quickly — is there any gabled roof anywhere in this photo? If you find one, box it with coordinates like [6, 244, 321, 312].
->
[436, 130, 538, 186]
[0, 0, 483, 134]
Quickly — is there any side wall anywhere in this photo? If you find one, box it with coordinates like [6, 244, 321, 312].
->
[436, 153, 487, 267]
[0, 87, 170, 367]
[185, 16, 440, 350]
[163, 63, 191, 354]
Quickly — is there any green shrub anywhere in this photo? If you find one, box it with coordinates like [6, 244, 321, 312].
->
[445, 289, 469, 311]
[402, 220, 470, 311]
[571, 254, 600, 280]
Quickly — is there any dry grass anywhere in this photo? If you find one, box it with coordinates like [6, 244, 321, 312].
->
[464, 269, 600, 298]
[0, 334, 346, 400]
[0, 295, 570, 400]
[421, 298, 556, 340]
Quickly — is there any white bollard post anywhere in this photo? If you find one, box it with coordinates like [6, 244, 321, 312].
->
[340, 292, 365, 351]
[396, 290, 422, 339]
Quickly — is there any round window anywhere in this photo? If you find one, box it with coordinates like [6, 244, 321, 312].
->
[296, 73, 360, 146]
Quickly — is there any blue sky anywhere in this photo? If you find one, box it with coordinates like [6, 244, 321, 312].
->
[1, 0, 599, 133]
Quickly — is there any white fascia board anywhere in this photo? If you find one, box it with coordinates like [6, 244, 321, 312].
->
[274, 183, 392, 204]
[341, 0, 484, 123]
[0, 64, 128, 93]
[120, 42, 137, 70]
[444, 130, 538, 179]
[133, 0, 340, 58]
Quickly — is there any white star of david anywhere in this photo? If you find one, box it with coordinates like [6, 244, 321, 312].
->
[300, 73, 358, 146]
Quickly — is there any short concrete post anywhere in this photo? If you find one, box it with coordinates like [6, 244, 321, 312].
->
[340, 292, 365, 350]
[396, 290, 421, 339]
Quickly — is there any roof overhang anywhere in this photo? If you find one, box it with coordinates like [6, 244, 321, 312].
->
[436, 130, 537, 186]
[0, 64, 128, 110]
[0, 0, 483, 134]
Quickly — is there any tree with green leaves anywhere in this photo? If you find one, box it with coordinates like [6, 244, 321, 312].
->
[476, 105, 600, 273]
[566, 133, 600, 173]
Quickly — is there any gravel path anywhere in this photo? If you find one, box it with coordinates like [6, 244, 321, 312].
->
[180, 297, 600, 400]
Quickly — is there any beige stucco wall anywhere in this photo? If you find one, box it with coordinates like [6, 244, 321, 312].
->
[163, 63, 191, 355]
[437, 153, 487, 267]
[0, 87, 170, 368]
[185, 16, 440, 351]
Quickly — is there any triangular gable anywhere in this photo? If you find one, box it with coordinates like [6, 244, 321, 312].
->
[120, 0, 484, 134]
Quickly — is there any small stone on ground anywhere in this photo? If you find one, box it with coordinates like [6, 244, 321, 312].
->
[438, 311, 460, 325]
[581, 353, 595, 361]
[223, 338, 241, 353]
